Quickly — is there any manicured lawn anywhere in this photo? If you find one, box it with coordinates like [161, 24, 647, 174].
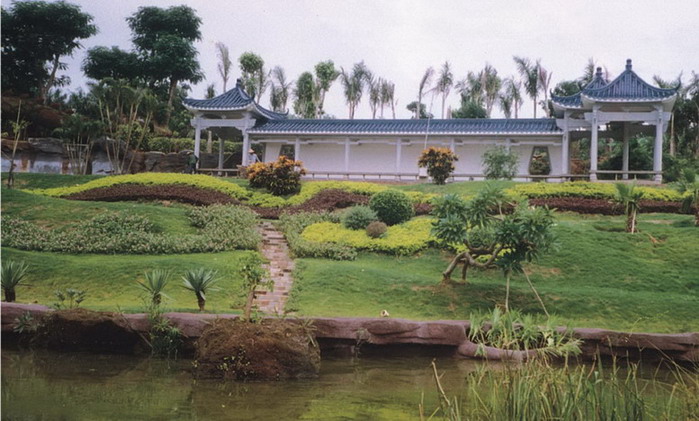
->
[1, 248, 251, 313]
[288, 212, 699, 333]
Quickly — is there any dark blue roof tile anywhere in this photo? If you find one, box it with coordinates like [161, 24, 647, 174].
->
[183, 80, 287, 120]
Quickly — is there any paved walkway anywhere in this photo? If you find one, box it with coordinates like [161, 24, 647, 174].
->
[253, 222, 295, 315]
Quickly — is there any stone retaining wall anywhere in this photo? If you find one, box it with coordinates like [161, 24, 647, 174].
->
[2, 303, 697, 362]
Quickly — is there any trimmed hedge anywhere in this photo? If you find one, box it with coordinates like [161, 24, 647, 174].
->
[65, 184, 239, 206]
[528, 197, 687, 215]
[369, 190, 414, 225]
[508, 182, 685, 202]
[300, 218, 433, 255]
[276, 212, 356, 260]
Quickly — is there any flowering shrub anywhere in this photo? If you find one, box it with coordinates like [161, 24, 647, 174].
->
[418, 147, 458, 185]
[246, 156, 307, 196]
[369, 190, 414, 225]
[341, 206, 378, 230]
[301, 218, 433, 255]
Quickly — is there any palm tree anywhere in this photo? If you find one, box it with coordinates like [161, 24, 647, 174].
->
[137, 269, 171, 307]
[417, 66, 435, 119]
[614, 183, 644, 233]
[367, 73, 382, 119]
[456, 71, 484, 107]
[481, 64, 502, 118]
[1, 260, 28, 302]
[502, 77, 522, 118]
[215, 42, 232, 92]
[436, 61, 453, 118]
[676, 169, 699, 226]
[270, 65, 292, 113]
[314, 60, 339, 118]
[340, 62, 369, 119]
[380, 79, 396, 119]
[513, 56, 540, 118]
[182, 268, 219, 311]
[537, 64, 553, 117]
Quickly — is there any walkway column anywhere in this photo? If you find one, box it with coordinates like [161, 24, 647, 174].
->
[294, 138, 301, 161]
[653, 107, 664, 183]
[218, 137, 225, 171]
[344, 137, 350, 176]
[589, 107, 599, 181]
[194, 122, 201, 169]
[395, 139, 402, 176]
[622, 123, 630, 180]
[449, 138, 455, 153]
[242, 131, 250, 166]
[561, 112, 569, 177]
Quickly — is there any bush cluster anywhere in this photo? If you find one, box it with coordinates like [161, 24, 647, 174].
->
[1, 206, 261, 254]
[301, 218, 433, 255]
[365, 221, 387, 238]
[276, 212, 356, 260]
[369, 190, 414, 225]
[247, 156, 307, 196]
[508, 182, 685, 202]
[342, 206, 378, 230]
[418, 147, 459, 185]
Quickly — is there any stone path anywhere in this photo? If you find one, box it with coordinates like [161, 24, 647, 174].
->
[253, 222, 295, 315]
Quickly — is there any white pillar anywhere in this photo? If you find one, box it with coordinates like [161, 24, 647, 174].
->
[206, 130, 213, 153]
[294, 138, 301, 162]
[561, 113, 569, 177]
[395, 139, 402, 175]
[589, 107, 599, 181]
[505, 137, 511, 152]
[194, 123, 201, 169]
[622, 123, 629, 180]
[449, 138, 455, 153]
[654, 110, 664, 183]
[344, 138, 350, 175]
[241, 131, 250, 166]
[218, 137, 225, 170]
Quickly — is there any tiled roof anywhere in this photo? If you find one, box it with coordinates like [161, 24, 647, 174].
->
[183, 80, 287, 120]
[249, 118, 561, 135]
[552, 60, 677, 108]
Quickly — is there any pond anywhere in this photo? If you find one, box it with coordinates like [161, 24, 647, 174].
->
[1, 347, 481, 421]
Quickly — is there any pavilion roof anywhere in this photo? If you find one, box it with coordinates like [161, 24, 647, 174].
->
[248, 118, 561, 136]
[183, 79, 287, 120]
[552, 59, 677, 109]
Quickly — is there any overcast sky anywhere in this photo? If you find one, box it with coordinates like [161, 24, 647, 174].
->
[4, 0, 699, 119]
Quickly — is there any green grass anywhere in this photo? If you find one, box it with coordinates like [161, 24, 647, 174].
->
[288, 212, 699, 333]
[1, 172, 102, 189]
[395, 180, 517, 195]
[1, 248, 252, 313]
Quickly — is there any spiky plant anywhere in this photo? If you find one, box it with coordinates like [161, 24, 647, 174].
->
[614, 182, 644, 233]
[675, 169, 699, 226]
[137, 269, 171, 307]
[182, 268, 219, 312]
[1, 260, 29, 302]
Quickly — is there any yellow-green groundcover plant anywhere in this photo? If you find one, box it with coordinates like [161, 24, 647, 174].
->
[301, 218, 433, 255]
[508, 182, 685, 202]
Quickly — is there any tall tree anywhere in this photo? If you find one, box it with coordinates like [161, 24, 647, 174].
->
[436, 62, 454, 119]
[381, 79, 396, 119]
[127, 5, 203, 126]
[501, 77, 523, 118]
[238, 52, 267, 102]
[340, 62, 369, 119]
[270, 66, 291, 113]
[293, 71, 317, 118]
[83, 46, 142, 83]
[537, 64, 553, 117]
[216, 42, 232, 92]
[314, 60, 339, 118]
[417, 67, 435, 119]
[367, 73, 382, 119]
[2, 0, 97, 101]
[513, 56, 540, 118]
[481, 64, 502, 118]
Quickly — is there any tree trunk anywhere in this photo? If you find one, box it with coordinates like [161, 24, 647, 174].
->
[626, 209, 637, 233]
[165, 78, 178, 128]
[196, 293, 206, 312]
[41, 55, 61, 105]
[504, 272, 511, 312]
[694, 203, 699, 227]
[244, 290, 255, 321]
[532, 97, 537, 118]
[442, 252, 467, 283]
[153, 294, 161, 307]
[4, 288, 16, 303]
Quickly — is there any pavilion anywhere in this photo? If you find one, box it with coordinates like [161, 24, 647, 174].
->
[183, 59, 677, 182]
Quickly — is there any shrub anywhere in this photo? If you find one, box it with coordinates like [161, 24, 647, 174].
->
[418, 147, 458, 185]
[342, 205, 378, 230]
[365, 221, 387, 238]
[246, 156, 307, 196]
[369, 190, 414, 225]
[483, 146, 518, 180]
[508, 182, 685, 202]
[277, 212, 356, 260]
[182, 268, 219, 312]
[1, 260, 29, 302]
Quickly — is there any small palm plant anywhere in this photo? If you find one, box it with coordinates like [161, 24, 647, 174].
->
[136, 269, 171, 307]
[182, 268, 218, 312]
[614, 182, 643, 233]
[676, 169, 699, 226]
[1, 260, 29, 302]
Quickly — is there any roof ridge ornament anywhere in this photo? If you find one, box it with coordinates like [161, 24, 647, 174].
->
[236, 78, 243, 89]
[626, 59, 633, 71]
[596, 67, 603, 78]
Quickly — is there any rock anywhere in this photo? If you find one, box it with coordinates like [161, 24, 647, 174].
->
[28, 137, 64, 154]
[0, 302, 52, 333]
[193, 318, 320, 380]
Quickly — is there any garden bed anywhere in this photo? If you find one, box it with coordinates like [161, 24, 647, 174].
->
[65, 183, 240, 206]
[529, 197, 687, 215]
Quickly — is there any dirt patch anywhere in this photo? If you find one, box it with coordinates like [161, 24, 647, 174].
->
[529, 197, 686, 215]
[33, 309, 144, 353]
[193, 318, 320, 380]
[67, 184, 239, 206]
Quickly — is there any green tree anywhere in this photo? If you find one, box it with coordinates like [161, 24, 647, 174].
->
[613, 183, 643, 233]
[238, 254, 271, 321]
[418, 147, 458, 184]
[293, 72, 317, 118]
[451, 98, 487, 119]
[676, 169, 699, 226]
[340, 62, 369, 119]
[416, 67, 435, 119]
[513, 56, 541, 118]
[482, 146, 519, 180]
[314, 60, 339, 117]
[380, 79, 396, 118]
[1, 260, 29, 303]
[216, 42, 232, 92]
[83, 46, 142, 83]
[501, 77, 523, 119]
[406, 101, 433, 119]
[367, 72, 382, 119]
[1, 0, 97, 100]
[239, 51, 267, 102]
[436, 62, 454, 119]
[481, 64, 502, 118]
[270, 66, 292, 113]
[182, 268, 218, 312]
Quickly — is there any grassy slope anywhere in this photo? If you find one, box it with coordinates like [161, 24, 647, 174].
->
[288, 212, 699, 333]
[1, 248, 252, 313]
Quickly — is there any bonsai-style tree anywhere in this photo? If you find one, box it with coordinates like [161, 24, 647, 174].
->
[432, 185, 556, 313]
[418, 147, 459, 185]
[676, 169, 699, 226]
[613, 182, 643, 233]
[238, 254, 272, 321]
[182, 268, 218, 312]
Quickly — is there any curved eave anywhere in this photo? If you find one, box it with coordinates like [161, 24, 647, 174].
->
[183, 102, 288, 120]
[580, 93, 677, 103]
[248, 130, 562, 137]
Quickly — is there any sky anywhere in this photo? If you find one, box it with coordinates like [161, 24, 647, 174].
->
[3, 0, 699, 119]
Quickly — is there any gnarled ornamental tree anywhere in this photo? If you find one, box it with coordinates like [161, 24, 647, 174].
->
[432, 186, 556, 312]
